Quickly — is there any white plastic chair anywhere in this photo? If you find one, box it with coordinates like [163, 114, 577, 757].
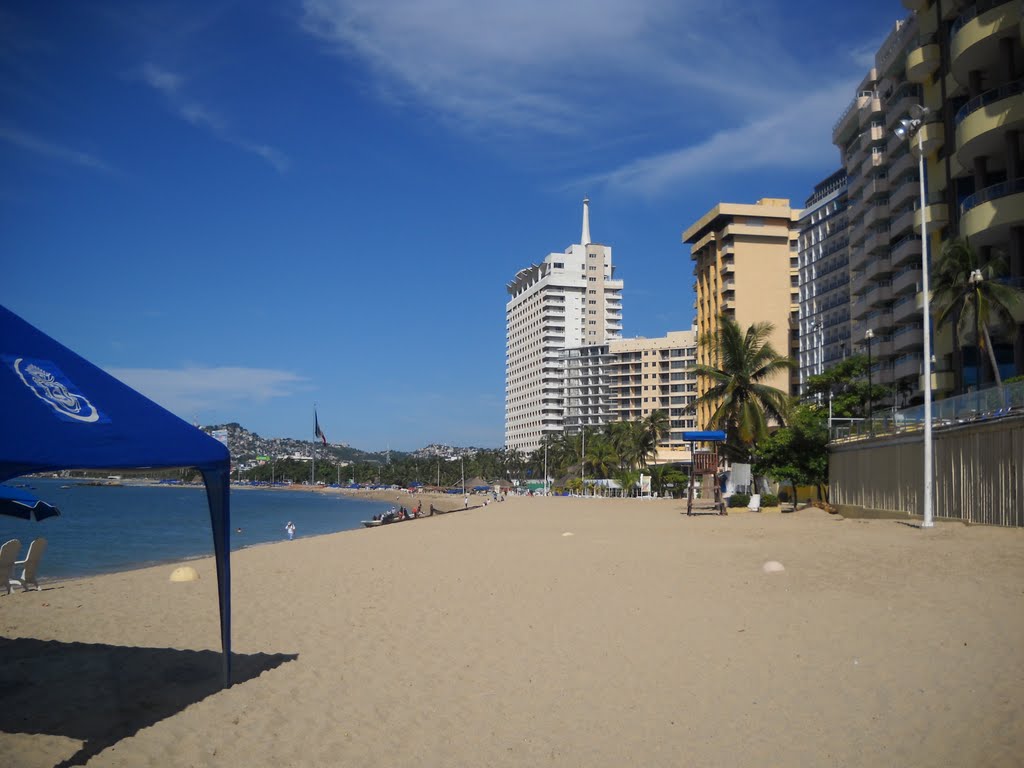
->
[10, 537, 46, 592]
[1, 539, 21, 595]
[747, 494, 762, 512]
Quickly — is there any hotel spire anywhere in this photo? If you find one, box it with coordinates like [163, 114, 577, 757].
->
[581, 197, 591, 246]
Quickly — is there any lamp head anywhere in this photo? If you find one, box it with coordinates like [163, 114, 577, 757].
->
[894, 118, 914, 140]
[969, 268, 983, 285]
[865, 328, 875, 341]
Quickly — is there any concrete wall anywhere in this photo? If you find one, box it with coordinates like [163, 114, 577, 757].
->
[829, 414, 1024, 526]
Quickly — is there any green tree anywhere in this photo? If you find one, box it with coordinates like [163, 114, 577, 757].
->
[933, 237, 1022, 393]
[804, 354, 887, 418]
[585, 434, 619, 479]
[753, 403, 830, 510]
[646, 463, 688, 498]
[693, 315, 795, 462]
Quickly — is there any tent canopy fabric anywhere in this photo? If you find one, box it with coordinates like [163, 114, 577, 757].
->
[0, 305, 233, 687]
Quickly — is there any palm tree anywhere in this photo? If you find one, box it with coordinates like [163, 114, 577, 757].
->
[641, 409, 669, 467]
[693, 315, 795, 462]
[933, 237, 1021, 392]
[585, 434, 619, 479]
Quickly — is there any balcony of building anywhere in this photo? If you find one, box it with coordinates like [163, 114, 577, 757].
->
[887, 169, 919, 210]
[891, 233, 923, 267]
[866, 281, 894, 308]
[884, 83, 924, 129]
[912, 199, 949, 234]
[887, 146, 916, 181]
[955, 79, 1024, 169]
[850, 268, 871, 297]
[960, 177, 1024, 246]
[892, 323, 924, 352]
[864, 175, 890, 199]
[866, 254, 895, 284]
[864, 229, 889, 254]
[892, 265, 921, 297]
[863, 199, 890, 229]
[845, 169, 865, 198]
[858, 92, 884, 128]
[892, 290, 917, 321]
[906, 36, 940, 83]
[834, 92, 871, 144]
[890, 204, 918, 239]
[861, 150, 886, 178]
[950, 1, 1021, 84]
[893, 352, 924, 381]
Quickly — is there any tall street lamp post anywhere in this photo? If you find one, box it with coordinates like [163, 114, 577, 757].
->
[865, 328, 875, 436]
[894, 105, 935, 528]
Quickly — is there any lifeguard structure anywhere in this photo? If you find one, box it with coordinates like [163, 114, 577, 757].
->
[683, 431, 727, 516]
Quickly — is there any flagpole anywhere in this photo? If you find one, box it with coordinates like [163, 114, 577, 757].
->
[311, 405, 316, 486]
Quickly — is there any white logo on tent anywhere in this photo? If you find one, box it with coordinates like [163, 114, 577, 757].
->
[14, 357, 100, 423]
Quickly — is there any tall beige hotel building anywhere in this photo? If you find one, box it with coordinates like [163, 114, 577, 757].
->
[683, 199, 801, 429]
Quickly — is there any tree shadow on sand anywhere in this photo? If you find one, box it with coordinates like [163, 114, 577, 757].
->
[0, 637, 297, 767]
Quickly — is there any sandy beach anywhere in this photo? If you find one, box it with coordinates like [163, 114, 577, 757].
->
[2, 495, 1023, 767]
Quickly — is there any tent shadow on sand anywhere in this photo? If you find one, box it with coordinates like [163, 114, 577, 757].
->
[0, 637, 297, 767]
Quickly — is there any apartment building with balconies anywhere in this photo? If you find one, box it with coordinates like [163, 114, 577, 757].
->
[902, 0, 1024, 389]
[505, 199, 624, 453]
[607, 330, 698, 463]
[797, 170, 850, 393]
[833, 14, 939, 408]
[683, 199, 801, 430]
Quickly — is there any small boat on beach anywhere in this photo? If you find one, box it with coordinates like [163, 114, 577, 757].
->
[361, 520, 383, 528]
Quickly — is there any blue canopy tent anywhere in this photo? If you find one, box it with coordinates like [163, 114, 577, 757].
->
[0, 305, 233, 687]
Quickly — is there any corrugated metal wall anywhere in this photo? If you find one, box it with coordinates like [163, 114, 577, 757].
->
[830, 416, 1023, 527]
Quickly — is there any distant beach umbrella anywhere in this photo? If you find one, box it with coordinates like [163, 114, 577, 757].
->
[0, 484, 61, 521]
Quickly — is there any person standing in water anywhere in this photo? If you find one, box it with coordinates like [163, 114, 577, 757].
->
[285, 521, 296, 540]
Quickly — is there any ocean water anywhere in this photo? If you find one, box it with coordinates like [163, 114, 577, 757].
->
[0, 478, 394, 580]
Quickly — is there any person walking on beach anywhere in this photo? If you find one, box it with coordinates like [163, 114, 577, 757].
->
[285, 521, 296, 540]
[464, 494, 469, 509]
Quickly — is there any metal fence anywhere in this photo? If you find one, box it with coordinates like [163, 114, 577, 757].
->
[831, 380, 1024, 442]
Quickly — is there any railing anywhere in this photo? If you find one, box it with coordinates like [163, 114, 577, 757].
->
[951, 0, 1014, 38]
[960, 177, 1024, 215]
[955, 77, 1024, 125]
[831, 380, 1024, 441]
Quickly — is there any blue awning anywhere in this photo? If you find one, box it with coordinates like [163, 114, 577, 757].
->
[0, 304, 233, 687]
[682, 430, 727, 442]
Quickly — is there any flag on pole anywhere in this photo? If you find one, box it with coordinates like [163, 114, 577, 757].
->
[314, 411, 327, 445]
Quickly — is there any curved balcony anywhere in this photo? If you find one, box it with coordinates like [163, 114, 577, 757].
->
[906, 41, 940, 83]
[892, 267, 921, 298]
[888, 174, 919, 210]
[955, 79, 1024, 169]
[912, 202, 948, 234]
[959, 177, 1024, 246]
[916, 121, 945, 156]
[950, 1, 1021, 85]
[885, 83, 923, 129]
[893, 324, 924, 353]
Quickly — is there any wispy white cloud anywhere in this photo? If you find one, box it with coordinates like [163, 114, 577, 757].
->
[299, 0, 873, 191]
[107, 365, 306, 416]
[0, 121, 110, 171]
[140, 63, 290, 173]
[581, 84, 856, 197]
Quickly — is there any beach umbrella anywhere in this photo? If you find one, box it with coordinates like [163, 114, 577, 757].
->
[0, 484, 61, 521]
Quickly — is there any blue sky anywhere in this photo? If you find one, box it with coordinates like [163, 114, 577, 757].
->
[2, 0, 900, 451]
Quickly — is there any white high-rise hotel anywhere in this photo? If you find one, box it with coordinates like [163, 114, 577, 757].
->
[505, 200, 623, 453]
